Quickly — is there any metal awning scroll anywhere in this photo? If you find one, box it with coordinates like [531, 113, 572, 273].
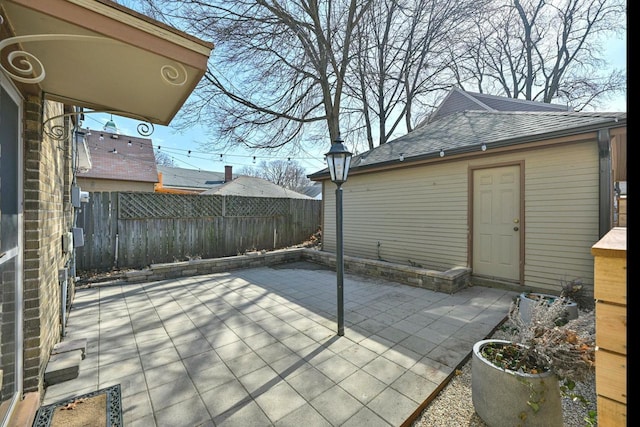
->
[0, 0, 213, 126]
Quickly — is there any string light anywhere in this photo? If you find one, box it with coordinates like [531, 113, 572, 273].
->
[128, 140, 132, 147]
[440, 149, 445, 157]
[99, 133, 104, 141]
[219, 154, 223, 162]
[399, 153, 404, 162]
[252, 156, 256, 164]
[481, 143, 487, 152]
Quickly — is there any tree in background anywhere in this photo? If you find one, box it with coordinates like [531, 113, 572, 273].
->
[447, 0, 626, 111]
[348, 0, 484, 148]
[239, 160, 311, 193]
[138, 0, 371, 152]
[154, 149, 176, 166]
[127, 0, 625, 152]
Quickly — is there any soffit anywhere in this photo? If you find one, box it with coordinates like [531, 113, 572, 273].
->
[0, 0, 213, 125]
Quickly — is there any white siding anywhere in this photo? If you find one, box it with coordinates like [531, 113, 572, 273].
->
[323, 138, 600, 292]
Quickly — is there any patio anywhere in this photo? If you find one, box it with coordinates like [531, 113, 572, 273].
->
[42, 261, 517, 426]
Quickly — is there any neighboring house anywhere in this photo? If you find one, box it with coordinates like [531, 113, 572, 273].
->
[76, 128, 158, 192]
[302, 182, 323, 200]
[425, 86, 570, 124]
[0, 0, 212, 423]
[156, 164, 235, 194]
[202, 175, 313, 199]
[309, 90, 626, 297]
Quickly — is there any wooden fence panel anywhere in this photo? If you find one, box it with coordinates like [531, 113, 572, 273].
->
[76, 192, 321, 271]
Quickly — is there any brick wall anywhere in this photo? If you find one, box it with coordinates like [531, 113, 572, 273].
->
[22, 96, 74, 394]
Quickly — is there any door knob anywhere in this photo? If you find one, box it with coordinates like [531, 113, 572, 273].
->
[514, 226, 519, 231]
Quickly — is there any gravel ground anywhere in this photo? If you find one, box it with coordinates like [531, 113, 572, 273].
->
[411, 318, 597, 427]
[410, 359, 596, 427]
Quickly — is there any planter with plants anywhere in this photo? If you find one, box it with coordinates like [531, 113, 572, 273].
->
[518, 278, 587, 324]
[472, 295, 596, 426]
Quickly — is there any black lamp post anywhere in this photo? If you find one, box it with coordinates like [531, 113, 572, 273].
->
[325, 135, 352, 336]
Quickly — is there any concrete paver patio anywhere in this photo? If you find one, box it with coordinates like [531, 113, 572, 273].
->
[42, 262, 517, 426]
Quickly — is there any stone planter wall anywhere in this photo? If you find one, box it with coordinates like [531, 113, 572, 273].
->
[118, 248, 471, 294]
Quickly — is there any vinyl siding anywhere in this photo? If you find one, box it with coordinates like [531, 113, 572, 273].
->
[521, 142, 599, 290]
[324, 163, 469, 272]
[323, 138, 600, 293]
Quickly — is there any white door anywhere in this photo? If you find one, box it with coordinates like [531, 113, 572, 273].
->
[472, 165, 521, 281]
[0, 74, 23, 425]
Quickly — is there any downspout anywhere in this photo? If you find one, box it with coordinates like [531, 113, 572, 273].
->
[597, 129, 612, 238]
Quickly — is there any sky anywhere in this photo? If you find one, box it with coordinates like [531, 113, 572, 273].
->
[84, 29, 626, 177]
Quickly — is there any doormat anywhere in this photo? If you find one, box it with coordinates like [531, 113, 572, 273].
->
[32, 384, 122, 427]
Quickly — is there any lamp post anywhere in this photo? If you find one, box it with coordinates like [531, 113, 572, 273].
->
[325, 135, 352, 336]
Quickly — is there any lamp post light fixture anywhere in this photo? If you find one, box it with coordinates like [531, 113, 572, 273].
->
[325, 135, 352, 336]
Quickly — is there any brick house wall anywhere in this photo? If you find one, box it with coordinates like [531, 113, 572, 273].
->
[22, 95, 74, 394]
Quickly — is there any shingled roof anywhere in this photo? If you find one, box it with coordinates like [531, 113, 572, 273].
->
[426, 87, 570, 123]
[78, 128, 158, 183]
[309, 110, 626, 178]
[157, 165, 229, 192]
[202, 175, 312, 199]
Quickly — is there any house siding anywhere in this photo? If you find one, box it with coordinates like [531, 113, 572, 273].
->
[322, 138, 599, 294]
[22, 97, 74, 394]
[521, 142, 599, 291]
[324, 163, 469, 272]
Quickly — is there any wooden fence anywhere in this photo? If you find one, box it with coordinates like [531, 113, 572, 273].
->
[75, 192, 321, 271]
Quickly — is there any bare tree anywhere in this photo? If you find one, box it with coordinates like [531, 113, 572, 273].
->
[138, 0, 372, 153]
[154, 149, 176, 166]
[347, 0, 484, 148]
[124, 0, 625, 155]
[449, 0, 626, 110]
[240, 160, 311, 192]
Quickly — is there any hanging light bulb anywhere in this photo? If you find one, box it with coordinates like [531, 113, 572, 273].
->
[219, 154, 223, 162]
[399, 153, 404, 162]
[481, 143, 487, 152]
[188, 150, 191, 157]
[253, 156, 256, 164]
[99, 133, 104, 141]
[440, 149, 445, 157]
[128, 140, 132, 147]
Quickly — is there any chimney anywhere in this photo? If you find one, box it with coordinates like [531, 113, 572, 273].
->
[224, 165, 233, 183]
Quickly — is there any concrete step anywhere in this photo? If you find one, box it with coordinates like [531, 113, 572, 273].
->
[52, 338, 87, 359]
[44, 350, 82, 386]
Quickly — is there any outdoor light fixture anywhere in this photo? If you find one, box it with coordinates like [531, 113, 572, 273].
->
[325, 135, 352, 185]
[399, 153, 404, 162]
[481, 143, 487, 152]
[325, 135, 352, 337]
[440, 149, 445, 157]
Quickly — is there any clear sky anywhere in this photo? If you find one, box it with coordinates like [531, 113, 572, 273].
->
[84, 32, 626, 176]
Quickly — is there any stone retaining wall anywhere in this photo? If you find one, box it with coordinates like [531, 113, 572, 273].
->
[122, 248, 471, 294]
